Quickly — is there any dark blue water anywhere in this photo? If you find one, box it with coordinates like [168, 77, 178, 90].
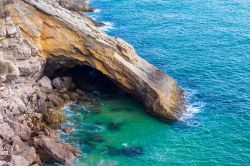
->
[62, 0, 250, 165]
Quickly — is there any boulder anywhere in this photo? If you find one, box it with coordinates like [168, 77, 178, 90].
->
[0, 123, 15, 140]
[38, 76, 53, 90]
[31, 135, 80, 164]
[10, 155, 29, 166]
[52, 76, 72, 91]
[48, 94, 64, 107]
[6, 119, 32, 141]
[43, 110, 66, 124]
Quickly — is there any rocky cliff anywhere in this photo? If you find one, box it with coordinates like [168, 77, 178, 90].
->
[0, 0, 185, 165]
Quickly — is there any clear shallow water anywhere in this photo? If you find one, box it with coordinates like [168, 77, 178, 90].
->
[61, 0, 250, 165]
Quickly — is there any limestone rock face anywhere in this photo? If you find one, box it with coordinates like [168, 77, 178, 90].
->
[6, 0, 185, 120]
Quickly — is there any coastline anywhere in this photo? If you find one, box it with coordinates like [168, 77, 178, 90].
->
[0, 0, 184, 165]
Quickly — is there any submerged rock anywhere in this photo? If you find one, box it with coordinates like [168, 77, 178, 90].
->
[107, 122, 122, 131]
[105, 145, 143, 157]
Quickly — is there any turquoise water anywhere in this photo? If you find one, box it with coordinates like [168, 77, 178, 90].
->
[61, 0, 250, 165]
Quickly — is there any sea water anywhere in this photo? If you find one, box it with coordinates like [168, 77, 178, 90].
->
[61, 0, 250, 165]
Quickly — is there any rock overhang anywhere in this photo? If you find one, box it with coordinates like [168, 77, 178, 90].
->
[6, 0, 185, 121]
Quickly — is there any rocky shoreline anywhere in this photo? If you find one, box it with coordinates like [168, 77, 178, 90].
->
[0, 0, 185, 165]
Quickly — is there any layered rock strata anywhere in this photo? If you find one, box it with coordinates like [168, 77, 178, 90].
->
[0, 0, 185, 165]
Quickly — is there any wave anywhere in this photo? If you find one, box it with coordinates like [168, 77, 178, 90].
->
[99, 21, 115, 32]
[180, 89, 205, 123]
[94, 9, 101, 13]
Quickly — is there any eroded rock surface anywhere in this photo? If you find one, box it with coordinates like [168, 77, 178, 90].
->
[7, 0, 184, 120]
[0, 0, 185, 165]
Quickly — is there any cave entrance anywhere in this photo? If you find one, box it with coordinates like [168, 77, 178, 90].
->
[42, 58, 120, 94]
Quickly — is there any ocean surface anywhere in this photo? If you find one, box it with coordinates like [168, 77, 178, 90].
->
[61, 0, 250, 165]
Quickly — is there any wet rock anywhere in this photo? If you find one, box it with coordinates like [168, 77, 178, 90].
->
[62, 126, 74, 133]
[0, 123, 15, 140]
[38, 76, 53, 90]
[43, 110, 67, 124]
[44, 126, 60, 139]
[31, 135, 80, 164]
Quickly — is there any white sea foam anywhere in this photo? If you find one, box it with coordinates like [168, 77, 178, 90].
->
[99, 22, 115, 32]
[180, 89, 205, 122]
[94, 9, 101, 13]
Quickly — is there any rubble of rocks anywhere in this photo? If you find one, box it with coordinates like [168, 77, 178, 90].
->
[0, 6, 94, 165]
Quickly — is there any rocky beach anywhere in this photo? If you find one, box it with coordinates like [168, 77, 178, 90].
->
[0, 0, 184, 165]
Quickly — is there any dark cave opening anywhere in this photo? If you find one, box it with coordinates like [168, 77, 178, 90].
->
[42, 58, 120, 94]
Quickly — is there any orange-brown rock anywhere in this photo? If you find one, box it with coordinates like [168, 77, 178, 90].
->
[6, 0, 185, 120]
